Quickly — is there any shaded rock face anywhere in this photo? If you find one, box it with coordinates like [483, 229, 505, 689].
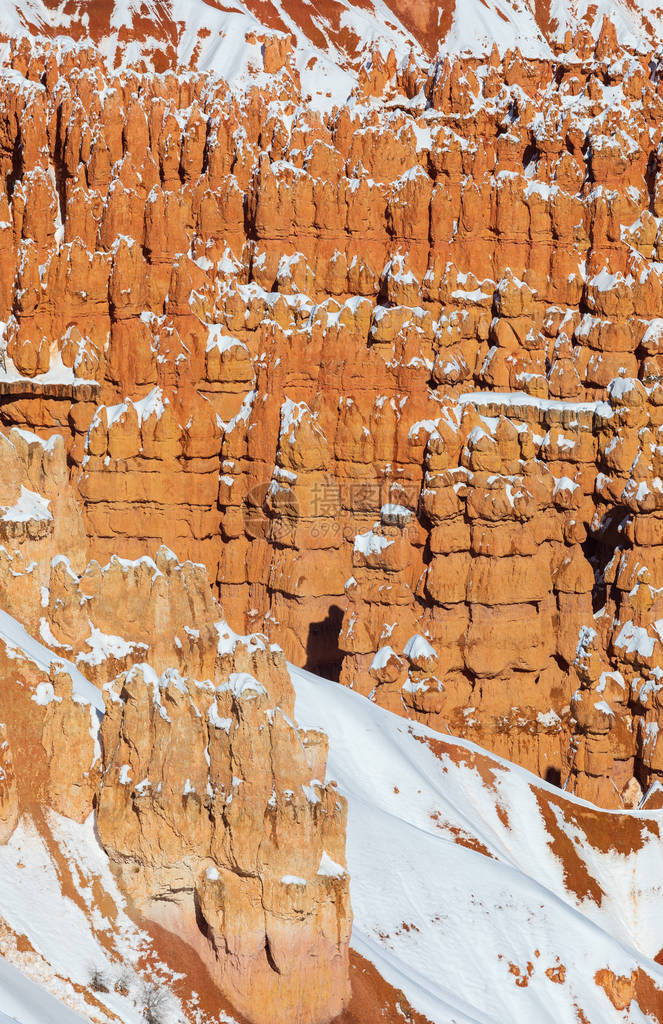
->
[98, 657, 350, 1024]
[0, 427, 102, 822]
[4, 29, 663, 809]
[338, 383, 663, 808]
[0, 421, 351, 1024]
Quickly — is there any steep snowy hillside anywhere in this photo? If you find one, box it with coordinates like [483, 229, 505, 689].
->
[0, 810, 241, 1024]
[2, 0, 663, 104]
[0, 957, 86, 1024]
[292, 665, 663, 1023]
[1, 653, 663, 1022]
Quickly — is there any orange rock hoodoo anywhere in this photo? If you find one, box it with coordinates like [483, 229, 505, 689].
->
[0, 423, 351, 1023]
[3, 27, 663, 812]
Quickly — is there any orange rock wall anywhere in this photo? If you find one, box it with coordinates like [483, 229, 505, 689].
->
[2, 30, 663, 804]
[0, 418, 351, 1024]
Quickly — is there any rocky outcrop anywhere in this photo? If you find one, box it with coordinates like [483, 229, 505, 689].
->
[0, 425, 101, 823]
[0, 421, 351, 1024]
[0, 723, 18, 843]
[4, 30, 663, 808]
[98, 651, 350, 1024]
[339, 393, 595, 782]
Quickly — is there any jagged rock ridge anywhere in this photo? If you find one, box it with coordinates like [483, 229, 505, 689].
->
[0, 422, 351, 1023]
[2, 11, 663, 1022]
[3, 28, 663, 807]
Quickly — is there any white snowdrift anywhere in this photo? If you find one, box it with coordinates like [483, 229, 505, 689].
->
[291, 664, 663, 1024]
[0, 956, 86, 1024]
[1, 0, 663, 112]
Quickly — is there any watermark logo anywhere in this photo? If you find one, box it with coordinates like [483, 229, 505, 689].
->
[241, 478, 422, 543]
[242, 482, 271, 540]
[242, 480, 300, 544]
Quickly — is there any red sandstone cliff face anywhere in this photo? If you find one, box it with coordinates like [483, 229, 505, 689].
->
[6, 13, 663, 1022]
[2, 25, 663, 814]
[0, 419, 351, 1023]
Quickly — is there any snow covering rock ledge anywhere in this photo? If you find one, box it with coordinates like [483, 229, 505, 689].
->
[291, 663, 663, 1023]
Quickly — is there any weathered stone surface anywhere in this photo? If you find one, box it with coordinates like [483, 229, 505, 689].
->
[3, 34, 663, 812]
[0, 419, 351, 1024]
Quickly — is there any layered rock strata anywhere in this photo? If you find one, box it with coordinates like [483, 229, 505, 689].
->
[3, 28, 663, 804]
[0, 422, 351, 1024]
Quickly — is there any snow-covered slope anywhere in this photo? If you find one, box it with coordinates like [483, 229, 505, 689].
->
[2, 654, 663, 1022]
[0, 956, 86, 1024]
[444, 0, 663, 56]
[0, 811, 235, 1024]
[0, 609, 104, 714]
[2, 0, 663, 106]
[291, 664, 663, 1023]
